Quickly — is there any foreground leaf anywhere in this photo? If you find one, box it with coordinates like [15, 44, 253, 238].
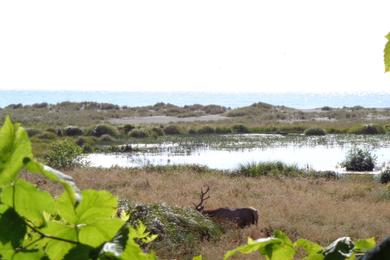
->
[0, 117, 32, 186]
[385, 33, 390, 72]
[0, 208, 27, 248]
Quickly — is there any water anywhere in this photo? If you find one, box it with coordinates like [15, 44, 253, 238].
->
[1, 90, 390, 109]
[82, 134, 390, 172]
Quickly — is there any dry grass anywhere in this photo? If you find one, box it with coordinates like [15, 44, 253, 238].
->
[24, 167, 390, 259]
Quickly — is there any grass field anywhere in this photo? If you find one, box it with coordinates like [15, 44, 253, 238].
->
[23, 166, 390, 259]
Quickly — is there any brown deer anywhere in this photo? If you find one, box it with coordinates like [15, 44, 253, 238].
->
[194, 185, 258, 228]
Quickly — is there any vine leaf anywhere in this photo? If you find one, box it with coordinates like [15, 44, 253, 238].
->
[353, 237, 376, 253]
[56, 189, 124, 247]
[0, 179, 56, 226]
[0, 208, 27, 248]
[294, 239, 324, 259]
[385, 33, 390, 72]
[0, 117, 32, 186]
[40, 221, 78, 260]
[26, 159, 81, 207]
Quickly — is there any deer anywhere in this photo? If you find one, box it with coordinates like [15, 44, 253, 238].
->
[193, 185, 258, 228]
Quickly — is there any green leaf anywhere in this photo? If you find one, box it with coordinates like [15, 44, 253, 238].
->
[1, 179, 56, 226]
[385, 33, 390, 72]
[120, 234, 156, 260]
[224, 237, 281, 259]
[354, 237, 376, 253]
[63, 244, 95, 260]
[56, 189, 124, 247]
[41, 221, 78, 260]
[0, 242, 15, 259]
[12, 250, 44, 260]
[295, 239, 324, 260]
[193, 256, 202, 260]
[26, 159, 81, 206]
[0, 117, 33, 186]
[0, 208, 27, 248]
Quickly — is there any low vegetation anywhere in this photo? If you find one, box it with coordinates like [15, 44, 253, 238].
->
[341, 147, 377, 171]
[304, 127, 326, 136]
[44, 139, 83, 169]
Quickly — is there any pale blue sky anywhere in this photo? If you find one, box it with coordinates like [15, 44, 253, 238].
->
[1, 0, 390, 93]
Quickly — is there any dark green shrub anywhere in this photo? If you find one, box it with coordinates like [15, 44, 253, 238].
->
[63, 126, 83, 136]
[90, 124, 119, 137]
[37, 131, 57, 140]
[237, 161, 301, 177]
[188, 128, 197, 135]
[384, 124, 390, 133]
[26, 128, 42, 137]
[232, 124, 250, 134]
[304, 127, 326, 136]
[379, 168, 390, 184]
[215, 126, 232, 134]
[99, 134, 117, 143]
[151, 127, 164, 136]
[349, 124, 385, 135]
[341, 148, 376, 171]
[129, 128, 150, 138]
[75, 136, 96, 146]
[197, 126, 215, 135]
[44, 140, 83, 169]
[123, 124, 135, 134]
[163, 125, 181, 135]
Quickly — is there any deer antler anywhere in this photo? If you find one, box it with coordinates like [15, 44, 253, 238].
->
[194, 185, 210, 212]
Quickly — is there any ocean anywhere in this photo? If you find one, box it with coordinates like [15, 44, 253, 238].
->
[0, 90, 390, 109]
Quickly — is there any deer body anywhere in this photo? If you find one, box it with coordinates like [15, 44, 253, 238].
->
[194, 185, 258, 228]
[203, 207, 258, 228]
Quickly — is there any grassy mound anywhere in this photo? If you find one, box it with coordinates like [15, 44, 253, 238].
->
[119, 201, 222, 257]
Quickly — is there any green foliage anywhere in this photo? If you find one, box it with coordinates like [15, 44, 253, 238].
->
[385, 33, 390, 72]
[237, 161, 301, 177]
[129, 128, 151, 138]
[215, 126, 232, 134]
[348, 124, 385, 135]
[379, 167, 390, 184]
[44, 139, 83, 169]
[224, 230, 375, 260]
[0, 117, 156, 259]
[232, 124, 250, 134]
[304, 127, 326, 136]
[341, 148, 376, 171]
[197, 126, 216, 135]
[63, 126, 83, 136]
[163, 125, 182, 135]
[90, 124, 119, 137]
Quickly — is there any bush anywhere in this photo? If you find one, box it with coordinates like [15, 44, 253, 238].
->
[379, 168, 390, 184]
[63, 126, 83, 136]
[197, 125, 215, 135]
[26, 128, 42, 137]
[129, 128, 150, 138]
[123, 124, 135, 134]
[44, 140, 83, 169]
[163, 125, 182, 135]
[36, 131, 57, 140]
[341, 148, 376, 171]
[90, 124, 119, 137]
[232, 124, 250, 134]
[349, 124, 385, 135]
[215, 126, 232, 134]
[304, 127, 326, 136]
[99, 134, 117, 143]
[237, 161, 302, 177]
[151, 127, 164, 137]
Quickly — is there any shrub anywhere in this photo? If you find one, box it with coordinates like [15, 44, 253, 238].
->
[341, 148, 376, 171]
[36, 131, 57, 140]
[304, 127, 326, 136]
[232, 124, 250, 134]
[129, 128, 150, 138]
[163, 125, 182, 135]
[215, 126, 232, 134]
[379, 168, 390, 184]
[99, 134, 117, 143]
[197, 125, 215, 135]
[349, 124, 385, 135]
[63, 125, 83, 136]
[237, 161, 302, 177]
[90, 124, 119, 137]
[151, 127, 164, 136]
[44, 139, 83, 169]
[123, 124, 135, 134]
[26, 128, 42, 137]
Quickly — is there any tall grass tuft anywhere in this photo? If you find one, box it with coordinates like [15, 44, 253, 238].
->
[236, 161, 302, 177]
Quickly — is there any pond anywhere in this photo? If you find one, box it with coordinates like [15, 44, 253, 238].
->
[82, 134, 390, 173]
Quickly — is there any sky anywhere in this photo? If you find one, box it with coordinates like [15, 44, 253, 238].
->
[1, 0, 390, 93]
